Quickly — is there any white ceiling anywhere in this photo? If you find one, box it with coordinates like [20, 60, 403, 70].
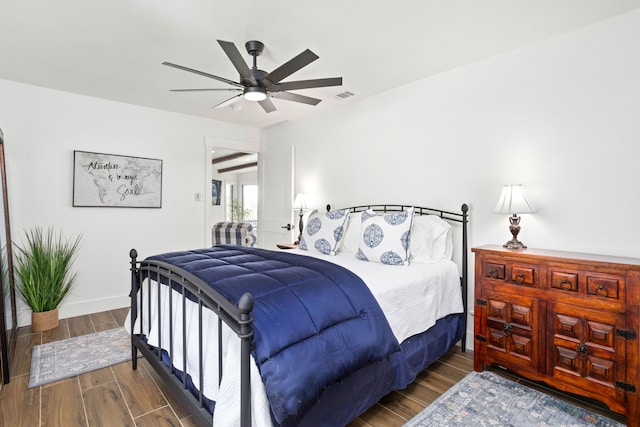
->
[1, 1, 639, 129]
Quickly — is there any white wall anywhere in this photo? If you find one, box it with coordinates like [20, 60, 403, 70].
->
[264, 11, 640, 342]
[0, 79, 259, 326]
[2, 10, 638, 332]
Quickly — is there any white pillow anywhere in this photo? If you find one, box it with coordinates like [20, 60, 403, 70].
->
[356, 207, 414, 265]
[338, 211, 362, 253]
[409, 214, 453, 263]
[299, 208, 350, 255]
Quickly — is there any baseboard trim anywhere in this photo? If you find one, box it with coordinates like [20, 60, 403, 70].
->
[17, 295, 130, 327]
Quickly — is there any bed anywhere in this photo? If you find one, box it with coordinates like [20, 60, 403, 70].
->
[127, 203, 469, 427]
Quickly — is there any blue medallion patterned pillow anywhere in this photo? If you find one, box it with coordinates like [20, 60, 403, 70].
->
[299, 208, 350, 255]
[356, 207, 414, 265]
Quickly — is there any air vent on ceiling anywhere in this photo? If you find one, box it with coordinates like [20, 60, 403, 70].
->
[333, 91, 355, 100]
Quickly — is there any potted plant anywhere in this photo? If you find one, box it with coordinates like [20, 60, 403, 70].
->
[230, 200, 253, 222]
[13, 227, 82, 332]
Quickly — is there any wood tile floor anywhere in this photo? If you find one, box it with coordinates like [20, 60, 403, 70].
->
[0, 308, 627, 426]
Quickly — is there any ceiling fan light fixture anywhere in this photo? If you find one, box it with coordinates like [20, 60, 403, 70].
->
[244, 87, 267, 102]
[164, 39, 343, 113]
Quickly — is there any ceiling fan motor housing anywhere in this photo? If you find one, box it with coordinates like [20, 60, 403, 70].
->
[242, 69, 268, 87]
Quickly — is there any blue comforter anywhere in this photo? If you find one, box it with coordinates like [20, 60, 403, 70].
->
[147, 245, 400, 425]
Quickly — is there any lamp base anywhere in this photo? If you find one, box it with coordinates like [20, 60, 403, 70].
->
[503, 213, 527, 250]
[296, 209, 304, 245]
[503, 238, 527, 250]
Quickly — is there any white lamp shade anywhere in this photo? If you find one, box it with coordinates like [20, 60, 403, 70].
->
[493, 184, 536, 214]
[293, 193, 308, 210]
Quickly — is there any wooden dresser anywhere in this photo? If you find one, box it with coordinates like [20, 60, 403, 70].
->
[473, 245, 639, 426]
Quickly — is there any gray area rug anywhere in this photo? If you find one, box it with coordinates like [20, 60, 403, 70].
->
[29, 327, 131, 388]
[405, 370, 624, 427]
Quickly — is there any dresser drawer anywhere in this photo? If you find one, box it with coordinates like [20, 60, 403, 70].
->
[586, 274, 623, 300]
[511, 265, 536, 286]
[482, 261, 506, 280]
[482, 259, 538, 287]
[550, 271, 578, 293]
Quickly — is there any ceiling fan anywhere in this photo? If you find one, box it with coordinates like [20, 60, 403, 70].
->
[163, 40, 343, 113]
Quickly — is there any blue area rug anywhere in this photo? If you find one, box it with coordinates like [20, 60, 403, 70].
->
[29, 327, 131, 388]
[405, 370, 624, 427]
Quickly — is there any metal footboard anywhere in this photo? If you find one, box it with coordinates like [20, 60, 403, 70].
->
[129, 249, 254, 427]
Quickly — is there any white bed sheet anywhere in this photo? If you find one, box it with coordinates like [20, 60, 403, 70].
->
[126, 280, 273, 427]
[125, 249, 464, 426]
[288, 249, 464, 343]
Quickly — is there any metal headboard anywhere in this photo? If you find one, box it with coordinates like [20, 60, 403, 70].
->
[327, 203, 469, 351]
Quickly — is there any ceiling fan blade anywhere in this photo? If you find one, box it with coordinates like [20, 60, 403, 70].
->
[170, 88, 242, 92]
[217, 40, 256, 85]
[277, 77, 343, 91]
[212, 94, 242, 109]
[258, 97, 277, 113]
[162, 62, 242, 88]
[270, 91, 321, 106]
[264, 49, 319, 84]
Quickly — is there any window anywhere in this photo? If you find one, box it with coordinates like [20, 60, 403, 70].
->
[242, 184, 258, 230]
[225, 183, 234, 221]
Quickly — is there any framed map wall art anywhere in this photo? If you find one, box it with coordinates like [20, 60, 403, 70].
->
[73, 150, 163, 208]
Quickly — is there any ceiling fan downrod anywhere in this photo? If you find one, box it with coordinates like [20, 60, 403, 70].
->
[245, 40, 264, 70]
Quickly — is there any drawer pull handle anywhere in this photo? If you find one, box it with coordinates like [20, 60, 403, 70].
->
[577, 343, 589, 358]
[515, 273, 525, 283]
[503, 323, 512, 334]
[560, 279, 572, 290]
[489, 269, 498, 279]
[596, 284, 608, 296]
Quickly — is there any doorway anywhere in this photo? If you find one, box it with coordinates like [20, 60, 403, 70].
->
[204, 136, 260, 248]
[203, 136, 296, 250]
[211, 149, 258, 232]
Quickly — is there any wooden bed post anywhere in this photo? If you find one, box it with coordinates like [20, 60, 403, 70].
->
[129, 248, 138, 371]
[238, 292, 254, 427]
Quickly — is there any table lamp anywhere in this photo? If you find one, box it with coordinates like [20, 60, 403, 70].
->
[493, 184, 536, 249]
[293, 193, 308, 244]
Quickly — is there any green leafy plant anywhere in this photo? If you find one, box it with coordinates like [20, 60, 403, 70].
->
[14, 227, 82, 313]
[230, 200, 253, 222]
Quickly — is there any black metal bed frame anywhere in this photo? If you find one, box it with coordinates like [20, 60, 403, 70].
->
[129, 203, 469, 427]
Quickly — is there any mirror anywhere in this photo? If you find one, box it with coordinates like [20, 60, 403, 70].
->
[0, 128, 17, 384]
